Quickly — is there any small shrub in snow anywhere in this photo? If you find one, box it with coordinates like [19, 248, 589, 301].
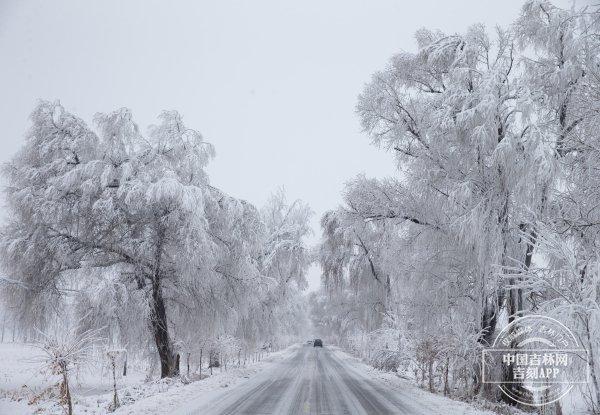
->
[30, 328, 104, 415]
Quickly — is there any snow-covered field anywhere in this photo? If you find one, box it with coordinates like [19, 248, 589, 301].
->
[0, 341, 144, 414]
[0, 342, 296, 415]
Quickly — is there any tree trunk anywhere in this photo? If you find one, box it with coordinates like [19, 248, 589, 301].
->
[150, 276, 177, 378]
[499, 224, 534, 406]
[111, 358, 120, 410]
[443, 356, 450, 396]
[500, 290, 526, 407]
[428, 358, 434, 392]
[187, 352, 191, 377]
[61, 367, 73, 415]
[475, 292, 500, 397]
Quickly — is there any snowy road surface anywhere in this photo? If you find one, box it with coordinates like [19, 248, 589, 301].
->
[182, 345, 440, 415]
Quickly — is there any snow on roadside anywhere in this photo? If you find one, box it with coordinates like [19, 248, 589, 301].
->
[110, 345, 298, 415]
[329, 347, 526, 415]
[0, 340, 142, 415]
[0, 342, 297, 415]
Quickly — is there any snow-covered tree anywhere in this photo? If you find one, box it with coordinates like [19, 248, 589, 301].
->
[0, 101, 312, 380]
[315, 1, 600, 411]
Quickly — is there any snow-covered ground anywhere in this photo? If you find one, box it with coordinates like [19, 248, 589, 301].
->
[0, 341, 295, 415]
[0, 341, 142, 414]
[109, 346, 298, 415]
[0, 341, 589, 414]
[335, 348, 590, 415]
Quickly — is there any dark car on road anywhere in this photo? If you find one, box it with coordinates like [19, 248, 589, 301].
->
[313, 338, 323, 347]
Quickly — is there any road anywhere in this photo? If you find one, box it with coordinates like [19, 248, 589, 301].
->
[185, 345, 438, 415]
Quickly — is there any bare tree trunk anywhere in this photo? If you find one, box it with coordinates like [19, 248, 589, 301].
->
[187, 352, 191, 377]
[443, 356, 450, 396]
[475, 291, 501, 397]
[150, 275, 177, 378]
[500, 289, 525, 407]
[428, 358, 434, 392]
[61, 366, 73, 415]
[496, 222, 537, 406]
[149, 223, 178, 378]
[111, 357, 120, 411]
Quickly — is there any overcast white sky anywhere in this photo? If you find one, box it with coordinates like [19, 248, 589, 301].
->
[0, 0, 572, 290]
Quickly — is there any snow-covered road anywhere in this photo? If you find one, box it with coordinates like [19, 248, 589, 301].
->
[182, 345, 439, 415]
